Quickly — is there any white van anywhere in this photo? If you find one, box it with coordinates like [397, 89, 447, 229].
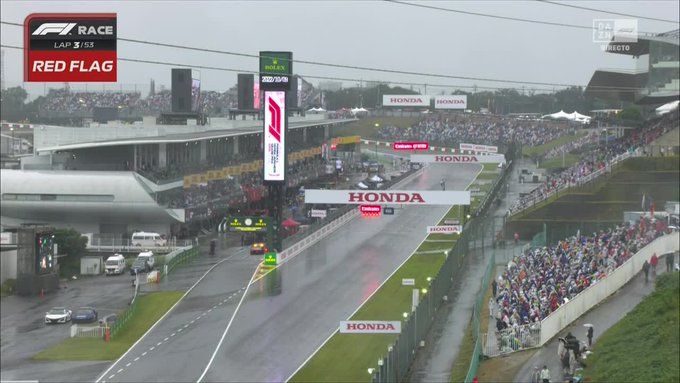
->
[137, 251, 155, 270]
[105, 254, 126, 275]
[131, 232, 166, 248]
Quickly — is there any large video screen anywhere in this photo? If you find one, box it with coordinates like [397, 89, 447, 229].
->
[191, 78, 201, 112]
[35, 232, 55, 274]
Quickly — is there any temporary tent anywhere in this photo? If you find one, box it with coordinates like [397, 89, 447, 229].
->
[656, 100, 679, 116]
[369, 175, 384, 182]
[356, 181, 369, 189]
[350, 107, 369, 116]
[541, 110, 572, 120]
[569, 111, 591, 123]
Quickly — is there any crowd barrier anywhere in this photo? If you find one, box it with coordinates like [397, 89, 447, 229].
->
[538, 231, 679, 345]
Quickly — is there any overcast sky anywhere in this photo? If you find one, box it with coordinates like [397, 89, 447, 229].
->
[1, 0, 678, 98]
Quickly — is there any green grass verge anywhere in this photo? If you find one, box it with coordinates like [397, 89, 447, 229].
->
[33, 291, 183, 361]
[450, 323, 475, 382]
[476, 172, 500, 180]
[417, 240, 457, 253]
[538, 153, 580, 169]
[584, 273, 679, 383]
[522, 132, 587, 157]
[291, 253, 446, 383]
[331, 117, 418, 139]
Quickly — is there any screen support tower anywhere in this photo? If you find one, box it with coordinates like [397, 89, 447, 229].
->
[267, 183, 285, 251]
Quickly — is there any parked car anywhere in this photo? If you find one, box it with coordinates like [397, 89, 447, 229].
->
[137, 251, 155, 269]
[105, 254, 126, 275]
[130, 258, 150, 275]
[45, 307, 72, 324]
[72, 307, 98, 323]
[250, 242, 268, 255]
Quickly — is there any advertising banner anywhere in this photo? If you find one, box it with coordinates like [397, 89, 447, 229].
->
[410, 154, 505, 164]
[393, 141, 429, 151]
[259, 51, 292, 91]
[434, 95, 467, 109]
[427, 225, 462, 234]
[382, 95, 430, 107]
[459, 143, 499, 153]
[310, 209, 327, 218]
[24, 13, 117, 82]
[264, 91, 286, 181]
[304, 190, 470, 205]
[339, 321, 402, 334]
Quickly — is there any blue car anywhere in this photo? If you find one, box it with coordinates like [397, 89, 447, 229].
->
[72, 307, 98, 323]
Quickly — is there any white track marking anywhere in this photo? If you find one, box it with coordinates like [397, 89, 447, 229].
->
[196, 265, 258, 382]
[95, 253, 236, 383]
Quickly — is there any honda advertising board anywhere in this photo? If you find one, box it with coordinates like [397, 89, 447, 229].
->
[339, 320, 402, 334]
[410, 154, 506, 164]
[459, 143, 498, 153]
[382, 95, 430, 107]
[427, 225, 462, 234]
[264, 91, 286, 181]
[434, 95, 467, 109]
[24, 13, 117, 82]
[304, 190, 470, 205]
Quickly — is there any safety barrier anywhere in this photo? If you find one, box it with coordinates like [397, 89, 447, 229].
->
[70, 324, 105, 338]
[483, 323, 541, 357]
[538, 231, 679, 345]
[161, 246, 198, 280]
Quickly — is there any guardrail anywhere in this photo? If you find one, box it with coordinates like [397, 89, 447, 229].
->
[86, 238, 194, 253]
[109, 265, 142, 339]
[161, 246, 198, 279]
[508, 150, 635, 217]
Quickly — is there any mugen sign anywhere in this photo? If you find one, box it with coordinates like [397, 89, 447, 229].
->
[264, 91, 286, 181]
[304, 190, 470, 205]
[24, 13, 117, 82]
[410, 154, 506, 164]
[382, 95, 431, 107]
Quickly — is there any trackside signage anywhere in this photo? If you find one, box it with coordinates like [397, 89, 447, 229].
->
[264, 91, 286, 181]
[434, 95, 467, 110]
[427, 225, 462, 234]
[383, 95, 431, 107]
[24, 13, 117, 82]
[304, 190, 470, 205]
[460, 143, 498, 153]
[393, 141, 429, 151]
[410, 154, 506, 164]
[339, 320, 402, 334]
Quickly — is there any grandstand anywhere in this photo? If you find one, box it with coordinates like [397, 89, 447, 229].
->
[0, 114, 355, 237]
[586, 29, 680, 105]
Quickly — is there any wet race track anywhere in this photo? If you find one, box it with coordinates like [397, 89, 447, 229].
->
[99, 164, 481, 382]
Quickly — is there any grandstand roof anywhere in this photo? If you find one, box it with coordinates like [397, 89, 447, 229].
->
[0, 169, 184, 225]
[584, 70, 648, 102]
[35, 117, 356, 153]
[604, 29, 679, 57]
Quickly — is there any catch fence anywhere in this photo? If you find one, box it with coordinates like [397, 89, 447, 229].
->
[371, 147, 516, 383]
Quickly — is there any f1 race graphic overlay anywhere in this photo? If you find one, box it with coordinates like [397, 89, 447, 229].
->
[24, 13, 117, 82]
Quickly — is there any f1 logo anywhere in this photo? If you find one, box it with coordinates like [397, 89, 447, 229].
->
[268, 95, 282, 143]
[32, 22, 77, 35]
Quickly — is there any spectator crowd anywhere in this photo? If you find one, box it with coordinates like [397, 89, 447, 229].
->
[493, 216, 669, 330]
[508, 110, 679, 215]
[377, 114, 574, 148]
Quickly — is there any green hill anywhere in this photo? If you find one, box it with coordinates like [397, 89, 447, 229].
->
[584, 272, 680, 383]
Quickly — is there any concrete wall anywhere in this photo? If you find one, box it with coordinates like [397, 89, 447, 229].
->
[539, 232, 680, 345]
[0, 248, 17, 284]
